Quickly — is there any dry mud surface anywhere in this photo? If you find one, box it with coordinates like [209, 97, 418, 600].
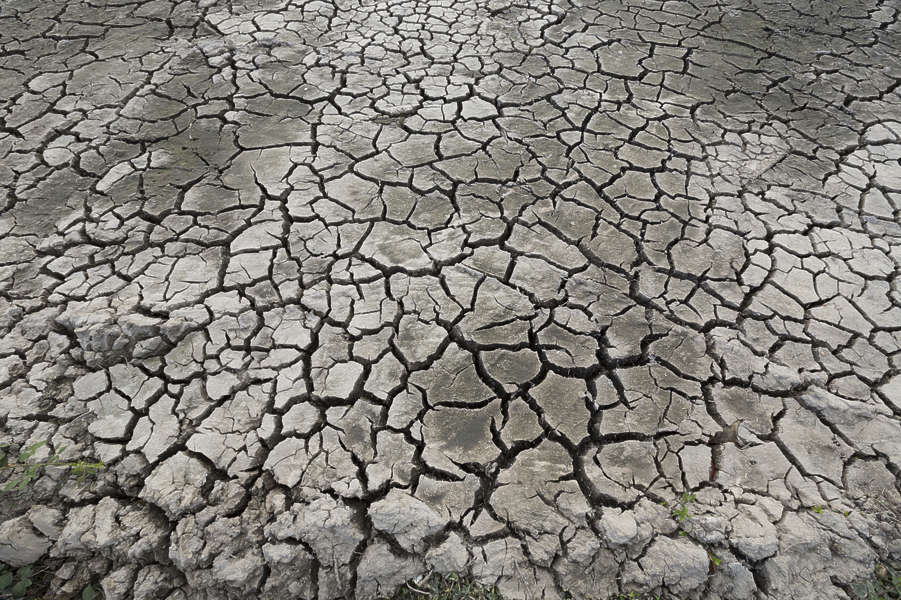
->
[1, 0, 901, 598]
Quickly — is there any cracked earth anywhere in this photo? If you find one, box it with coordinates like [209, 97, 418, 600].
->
[1, 0, 900, 598]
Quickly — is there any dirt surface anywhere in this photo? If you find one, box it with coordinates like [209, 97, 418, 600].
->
[1, 0, 900, 598]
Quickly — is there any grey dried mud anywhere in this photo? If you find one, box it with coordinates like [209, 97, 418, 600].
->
[0, 0, 900, 599]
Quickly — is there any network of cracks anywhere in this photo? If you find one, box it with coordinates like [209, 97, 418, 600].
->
[0, 0, 900, 598]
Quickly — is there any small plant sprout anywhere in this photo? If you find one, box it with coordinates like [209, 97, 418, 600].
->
[672, 504, 690, 522]
[671, 492, 697, 523]
[82, 583, 98, 600]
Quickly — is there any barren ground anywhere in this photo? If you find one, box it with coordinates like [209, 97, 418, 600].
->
[1, 0, 900, 598]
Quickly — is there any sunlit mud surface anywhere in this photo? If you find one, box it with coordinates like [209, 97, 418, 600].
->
[1, 0, 900, 598]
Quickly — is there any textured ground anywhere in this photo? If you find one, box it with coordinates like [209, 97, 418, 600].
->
[1, 0, 900, 598]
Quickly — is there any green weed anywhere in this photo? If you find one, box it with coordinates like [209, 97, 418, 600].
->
[852, 563, 901, 600]
[670, 493, 696, 523]
[0, 564, 99, 600]
[0, 566, 33, 598]
[389, 573, 501, 600]
[0, 441, 104, 493]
